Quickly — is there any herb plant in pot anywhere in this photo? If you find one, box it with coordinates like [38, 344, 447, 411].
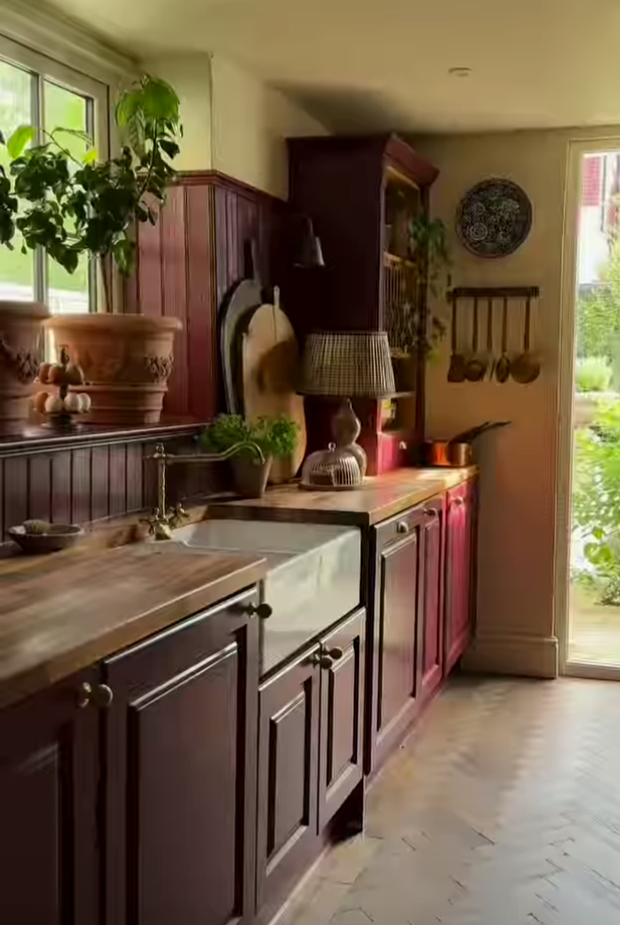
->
[0, 75, 183, 426]
[201, 414, 300, 498]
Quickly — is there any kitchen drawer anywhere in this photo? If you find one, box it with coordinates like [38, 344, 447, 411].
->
[375, 494, 444, 550]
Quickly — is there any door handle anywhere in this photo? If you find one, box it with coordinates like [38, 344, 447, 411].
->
[77, 682, 114, 709]
[324, 646, 344, 661]
[309, 653, 335, 669]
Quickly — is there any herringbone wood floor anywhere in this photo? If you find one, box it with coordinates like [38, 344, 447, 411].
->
[279, 676, 620, 925]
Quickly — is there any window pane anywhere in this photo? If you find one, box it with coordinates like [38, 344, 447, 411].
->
[44, 81, 90, 314]
[0, 58, 35, 301]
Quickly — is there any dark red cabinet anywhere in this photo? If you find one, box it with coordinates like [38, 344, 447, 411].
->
[257, 608, 365, 921]
[444, 480, 476, 674]
[419, 496, 446, 702]
[103, 588, 259, 925]
[256, 647, 320, 920]
[372, 508, 424, 771]
[318, 609, 365, 829]
[0, 668, 100, 925]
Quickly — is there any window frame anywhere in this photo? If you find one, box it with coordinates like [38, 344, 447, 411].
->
[0, 32, 109, 312]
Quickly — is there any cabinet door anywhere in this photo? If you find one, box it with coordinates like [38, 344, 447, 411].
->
[0, 669, 100, 925]
[256, 649, 320, 919]
[373, 509, 424, 770]
[445, 480, 476, 674]
[318, 608, 365, 829]
[103, 588, 259, 925]
[420, 496, 445, 702]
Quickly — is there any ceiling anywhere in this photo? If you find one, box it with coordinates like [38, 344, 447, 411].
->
[45, 0, 620, 133]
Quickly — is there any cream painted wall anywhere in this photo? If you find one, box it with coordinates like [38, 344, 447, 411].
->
[143, 53, 213, 171]
[210, 54, 328, 199]
[416, 129, 583, 677]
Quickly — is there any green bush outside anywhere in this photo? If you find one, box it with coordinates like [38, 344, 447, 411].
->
[575, 356, 612, 392]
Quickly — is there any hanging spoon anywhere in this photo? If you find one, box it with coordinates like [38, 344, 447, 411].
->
[480, 296, 495, 379]
[465, 297, 485, 382]
[447, 294, 466, 382]
[495, 296, 511, 383]
[511, 294, 540, 384]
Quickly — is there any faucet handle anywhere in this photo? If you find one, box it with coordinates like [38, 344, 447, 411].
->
[141, 508, 165, 535]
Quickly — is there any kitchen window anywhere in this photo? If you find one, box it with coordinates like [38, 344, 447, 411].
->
[0, 34, 109, 314]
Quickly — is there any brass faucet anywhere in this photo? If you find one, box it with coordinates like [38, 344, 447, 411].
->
[143, 441, 265, 540]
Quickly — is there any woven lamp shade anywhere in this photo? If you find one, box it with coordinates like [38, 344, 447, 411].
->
[301, 331, 396, 398]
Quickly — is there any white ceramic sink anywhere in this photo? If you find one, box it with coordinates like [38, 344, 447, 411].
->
[172, 519, 362, 674]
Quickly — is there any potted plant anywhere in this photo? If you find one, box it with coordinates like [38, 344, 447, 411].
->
[0, 74, 183, 425]
[388, 213, 450, 390]
[201, 414, 300, 497]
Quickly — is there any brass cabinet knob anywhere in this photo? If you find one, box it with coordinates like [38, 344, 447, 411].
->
[77, 682, 114, 709]
[325, 646, 344, 661]
[245, 602, 273, 620]
[309, 653, 334, 669]
[93, 684, 114, 709]
[424, 508, 438, 518]
[452, 497, 465, 507]
[77, 681, 93, 709]
[396, 520, 410, 535]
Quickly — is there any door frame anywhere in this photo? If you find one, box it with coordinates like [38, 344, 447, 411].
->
[555, 134, 620, 678]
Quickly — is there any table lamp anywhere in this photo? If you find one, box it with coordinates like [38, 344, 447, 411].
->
[300, 331, 396, 477]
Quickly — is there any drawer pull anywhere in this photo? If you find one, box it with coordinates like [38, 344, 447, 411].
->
[310, 653, 335, 669]
[452, 497, 465, 508]
[424, 508, 437, 518]
[396, 521, 410, 535]
[325, 646, 344, 661]
[245, 602, 273, 620]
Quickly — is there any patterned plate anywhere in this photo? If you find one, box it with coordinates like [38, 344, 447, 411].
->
[456, 178, 532, 258]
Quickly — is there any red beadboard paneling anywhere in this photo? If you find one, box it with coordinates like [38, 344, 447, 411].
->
[161, 186, 189, 417]
[186, 184, 216, 421]
[4, 457, 27, 534]
[72, 448, 92, 525]
[91, 445, 110, 522]
[51, 452, 72, 524]
[109, 445, 127, 517]
[28, 455, 51, 522]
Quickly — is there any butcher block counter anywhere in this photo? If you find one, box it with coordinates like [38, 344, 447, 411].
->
[209, 465, 477, 526]
[0, 541, 266, 710]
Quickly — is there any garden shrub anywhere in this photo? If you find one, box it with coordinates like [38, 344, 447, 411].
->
[575, 356, 612, 392]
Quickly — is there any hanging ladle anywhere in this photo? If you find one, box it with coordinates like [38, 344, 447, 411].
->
[511, 295, 540, 384]
[495, 296, 511, 383]
[465, 297, 486, 382]
[447, 294, 466, 382]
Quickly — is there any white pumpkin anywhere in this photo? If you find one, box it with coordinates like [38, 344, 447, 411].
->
[63, 392, 82, 413]
[78, 393, 92, 412]
[45, 394, 64, 414]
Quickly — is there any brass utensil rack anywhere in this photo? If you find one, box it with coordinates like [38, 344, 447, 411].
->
[445, 286, 541, 385]
[447, 286, 540, 301]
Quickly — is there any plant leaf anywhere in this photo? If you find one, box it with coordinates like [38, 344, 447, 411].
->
[7, 125, 36, 159]
[51, 127, 94, 146]
[82, 148, 98, 164]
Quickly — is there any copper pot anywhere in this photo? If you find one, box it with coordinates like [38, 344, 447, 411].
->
[423, 421, 509, 468]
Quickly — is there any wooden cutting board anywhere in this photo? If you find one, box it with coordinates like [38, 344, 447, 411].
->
[241, 288, 307, 483]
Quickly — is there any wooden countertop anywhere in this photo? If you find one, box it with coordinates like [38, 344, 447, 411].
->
[208, 466, 477, 527]
[0, 542, 266, 710]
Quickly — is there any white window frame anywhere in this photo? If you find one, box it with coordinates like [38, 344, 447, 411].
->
[0, 32, 110, 311]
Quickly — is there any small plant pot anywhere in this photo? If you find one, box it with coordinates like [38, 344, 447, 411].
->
[391, 353, 417, 392]
[231, 456, 272, 498]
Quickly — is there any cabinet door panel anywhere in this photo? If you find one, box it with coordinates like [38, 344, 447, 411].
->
[420, 498, 445, 701]
[104, 588, 259, 925]
[0, 670, 99, 925]
[257, 651, 320, 917]
[445, 481, 476, 674]
[374, 514, 423, 770]
[319, 609, 365, 828]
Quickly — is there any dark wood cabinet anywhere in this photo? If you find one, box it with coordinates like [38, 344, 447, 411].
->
[103, 587, 260, 925]
[420, 495, 446, 702]
[257, 608, 366, 920]
[372, 508, 424, 771]
[0, 668, 100, 925]
[256, 647, 321, 918]
[318, 608, 365, 829]
[444, 480, 476, 674]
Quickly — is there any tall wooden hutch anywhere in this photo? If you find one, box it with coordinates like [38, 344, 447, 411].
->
[286, 134, 439, 472]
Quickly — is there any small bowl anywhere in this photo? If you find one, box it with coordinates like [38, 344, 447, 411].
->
[9, 524, 85, 555]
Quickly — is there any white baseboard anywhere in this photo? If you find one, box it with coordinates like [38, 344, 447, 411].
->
[462, 633, 559, 679]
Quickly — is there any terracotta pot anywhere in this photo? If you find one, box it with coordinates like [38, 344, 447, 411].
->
[0, 301, 48, 435]
[231, 456, 272, 498]
[44, 314, 182, 425]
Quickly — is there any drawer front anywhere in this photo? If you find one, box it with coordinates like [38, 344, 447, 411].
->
[376, 496, 441, 550]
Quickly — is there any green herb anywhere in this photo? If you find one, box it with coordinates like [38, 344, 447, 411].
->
[0, 74, 182, 310]
[201, 414, 300, 460]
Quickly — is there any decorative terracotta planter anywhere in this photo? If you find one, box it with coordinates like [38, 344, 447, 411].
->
[0, 301, 48, 435]
[44, 314, 182, 425]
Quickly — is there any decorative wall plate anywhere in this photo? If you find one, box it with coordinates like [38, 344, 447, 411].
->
[456, 178, 532, 258]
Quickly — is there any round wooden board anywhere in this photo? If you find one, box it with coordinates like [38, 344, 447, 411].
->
[241, 302, 307, 482]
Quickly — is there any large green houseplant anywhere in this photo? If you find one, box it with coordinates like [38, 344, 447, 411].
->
[0, 74, 185, 425]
